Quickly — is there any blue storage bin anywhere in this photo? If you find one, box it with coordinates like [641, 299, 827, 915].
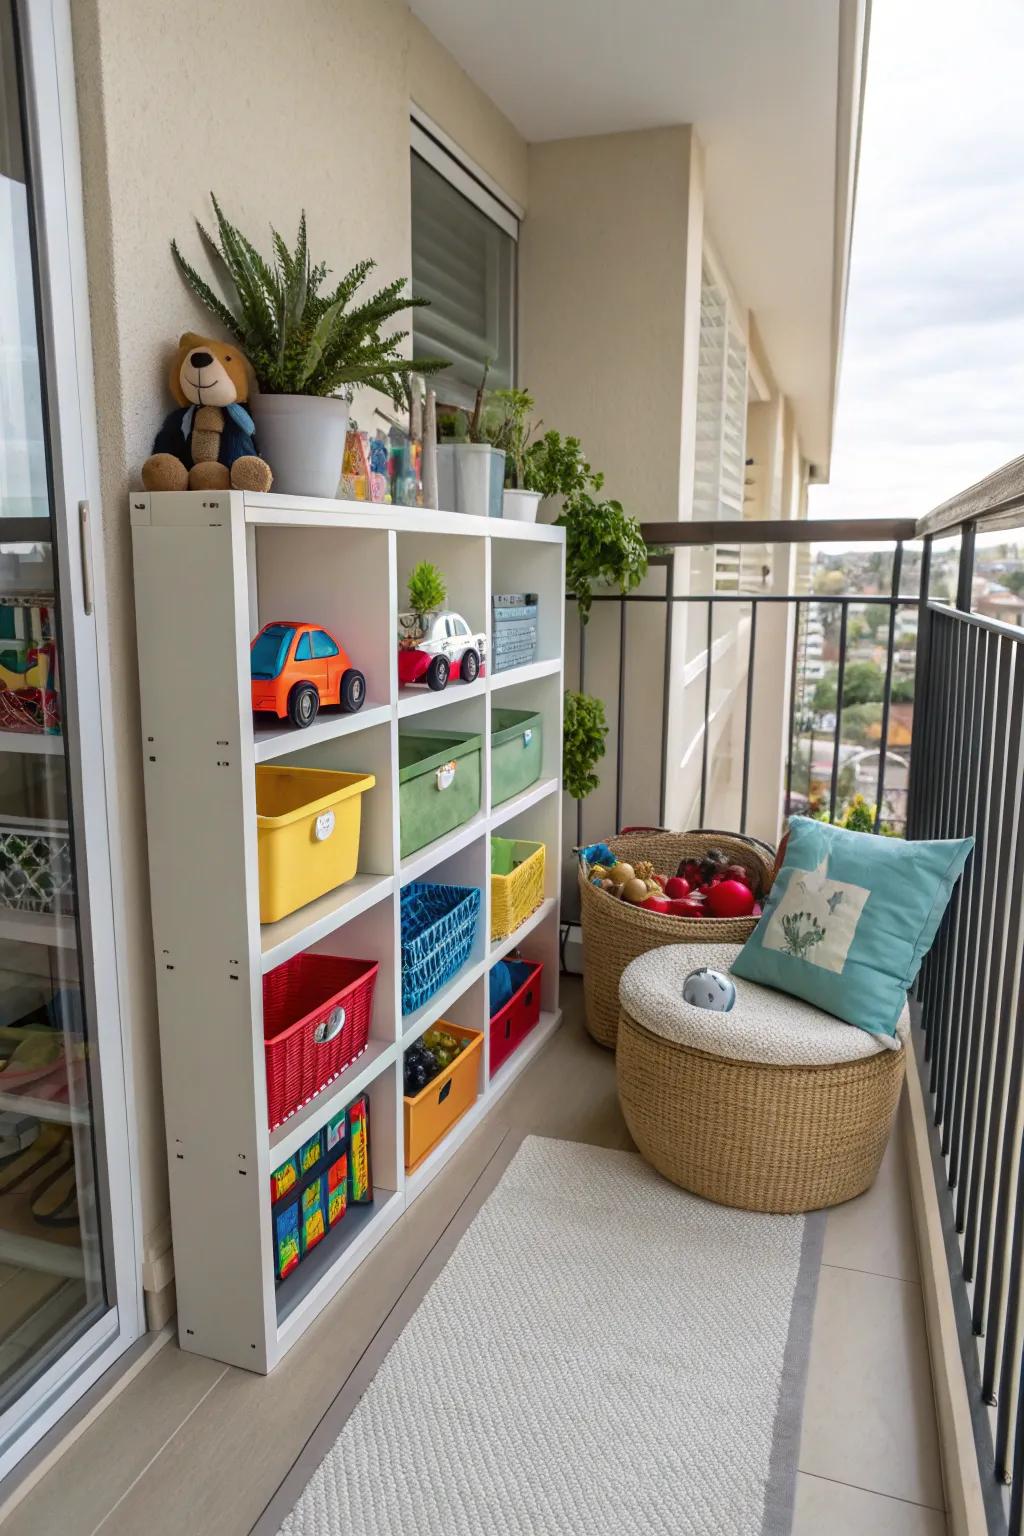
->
[401, 882, 481, 1015]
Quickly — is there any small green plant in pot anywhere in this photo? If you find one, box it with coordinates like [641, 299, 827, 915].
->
[486, 389, 544, 522]
[405, 561, 447, 630]
[434, 363, 506, 519]
[171, 195, 445, 498]
[563, 690, 608, 800]
[524, 430, 602, 505]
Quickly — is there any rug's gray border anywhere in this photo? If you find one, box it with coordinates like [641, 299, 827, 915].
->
[254, 1132, 825, 1536]
[762, 1207, 827, 1536]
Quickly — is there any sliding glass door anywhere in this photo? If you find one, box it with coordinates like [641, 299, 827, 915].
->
[0, 0, 140, 1475]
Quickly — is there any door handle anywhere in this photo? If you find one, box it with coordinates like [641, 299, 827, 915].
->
[79, 501, 95, 616]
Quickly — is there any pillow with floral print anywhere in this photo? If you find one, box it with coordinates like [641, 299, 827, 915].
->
[731, 816, 973, 1044]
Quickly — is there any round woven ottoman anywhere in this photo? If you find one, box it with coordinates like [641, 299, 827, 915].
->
[616, 942, 907, 1214]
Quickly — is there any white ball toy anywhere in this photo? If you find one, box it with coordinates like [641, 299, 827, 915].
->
[682, 967, 736, 1013]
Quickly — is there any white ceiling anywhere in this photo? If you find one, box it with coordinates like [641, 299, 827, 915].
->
[410, 0, 849, 469]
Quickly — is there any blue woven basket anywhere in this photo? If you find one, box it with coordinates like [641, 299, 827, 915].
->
[401, 882, 481, 1015]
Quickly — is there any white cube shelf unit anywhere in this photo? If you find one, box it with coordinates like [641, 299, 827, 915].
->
[130, 490, 565, 1372]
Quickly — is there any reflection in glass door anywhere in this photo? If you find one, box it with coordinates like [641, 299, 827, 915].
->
[0, 0, 139, 1469]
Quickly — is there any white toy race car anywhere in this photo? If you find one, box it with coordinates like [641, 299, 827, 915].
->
[397, 610, 488, 691]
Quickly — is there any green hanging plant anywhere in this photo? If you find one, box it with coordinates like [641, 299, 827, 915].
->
[524, 430, 602, 502]
[171, 194, 446, 405]
[559, 493, 648, 622]
[563, 690, 608, 800]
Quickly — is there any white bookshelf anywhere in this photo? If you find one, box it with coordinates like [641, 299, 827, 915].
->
[130, 490, 565, 1372]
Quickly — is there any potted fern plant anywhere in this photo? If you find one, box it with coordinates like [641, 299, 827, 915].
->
[172, 196, 445, 498]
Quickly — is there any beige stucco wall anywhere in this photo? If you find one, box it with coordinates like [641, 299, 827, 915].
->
[520, 128, 707, 874]
[520, 127, 702, 522]
[70, 0, 526, 1299]
[407, 15, 528, 208]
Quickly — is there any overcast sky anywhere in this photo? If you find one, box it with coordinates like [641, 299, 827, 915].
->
[809, 0, 1024, 523]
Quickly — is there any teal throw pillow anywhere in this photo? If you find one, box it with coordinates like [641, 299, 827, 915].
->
[731, 816, 973, 1043]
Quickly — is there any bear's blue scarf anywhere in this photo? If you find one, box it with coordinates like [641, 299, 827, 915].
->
[181, 402, 255, 439]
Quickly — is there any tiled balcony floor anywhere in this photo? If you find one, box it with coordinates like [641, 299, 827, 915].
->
[3, 978, 945, 1535]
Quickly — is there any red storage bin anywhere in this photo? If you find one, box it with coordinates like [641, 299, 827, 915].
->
[263, 954, 378, 1129]
[489, 959, 543, 1078]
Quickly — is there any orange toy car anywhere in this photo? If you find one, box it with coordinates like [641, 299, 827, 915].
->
[250, 622, 366, 728]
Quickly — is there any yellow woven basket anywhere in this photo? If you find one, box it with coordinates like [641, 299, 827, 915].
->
[491, 838, 546, 941]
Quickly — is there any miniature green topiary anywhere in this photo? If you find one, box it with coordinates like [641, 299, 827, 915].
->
[406, 561, 447, 618]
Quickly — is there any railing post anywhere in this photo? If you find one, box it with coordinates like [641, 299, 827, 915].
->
[906, 533, 933, 839]
[874, 541, 903, 832]
[828, 602, 849, 824]
[957, 520, 977, 612]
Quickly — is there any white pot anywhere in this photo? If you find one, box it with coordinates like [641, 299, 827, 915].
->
[436, 444, 458, 514]
[250, 393, 351, 499]
[453, 444, 506, 518]
[502, 489, 542, 523]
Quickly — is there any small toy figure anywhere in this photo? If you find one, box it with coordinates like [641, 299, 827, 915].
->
[368, 431, 390, 503]
[396, 609, 487, 691]
[682, 968, 737, 1013]
[250, 621, 366, 728]
[341, 429, 371, 501]
[141, 333, 273, 493]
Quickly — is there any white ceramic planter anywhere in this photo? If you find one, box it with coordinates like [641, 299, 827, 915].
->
[455, 444, 506, 518]
[436, 443, 457, 515]
[250, 393, 351, 499]
[502, 489, 543, 523]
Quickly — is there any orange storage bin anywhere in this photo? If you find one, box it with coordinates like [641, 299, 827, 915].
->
[403, 1021, 483, 1173]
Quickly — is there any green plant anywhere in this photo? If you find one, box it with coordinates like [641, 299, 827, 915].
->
[524, 430, 603, 501]
[559, 493, 648, 621]
[172, 195, 445, 404]
[838, 793, 876, 834]
[562, 691, 608, 800]
[484, 389, 542, 488]
[433, 362, 497, 444]
[406, 561, 447, 617]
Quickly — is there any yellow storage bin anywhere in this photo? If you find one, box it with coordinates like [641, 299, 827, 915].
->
[256, 765, 375, 924]
[490, 837, 546, 941]
[404, 1021, 483, 1172]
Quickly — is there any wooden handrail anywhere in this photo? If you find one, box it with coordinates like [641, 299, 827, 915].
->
[638, 517, 917, 546]
[915, 452, 1024, 538]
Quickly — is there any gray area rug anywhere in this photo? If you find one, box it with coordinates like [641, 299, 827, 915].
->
[276, 1135, 824, 1535]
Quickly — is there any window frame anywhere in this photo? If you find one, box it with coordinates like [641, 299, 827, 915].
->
[409, 108, 520, 399]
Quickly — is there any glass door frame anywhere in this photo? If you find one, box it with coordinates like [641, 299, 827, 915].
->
[0, 0, 143, 1479]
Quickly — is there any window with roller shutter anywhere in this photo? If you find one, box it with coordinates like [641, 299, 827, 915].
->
[410, 126, 518, 412]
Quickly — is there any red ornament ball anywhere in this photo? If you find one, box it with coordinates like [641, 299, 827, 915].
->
[705, 879, 756, 918]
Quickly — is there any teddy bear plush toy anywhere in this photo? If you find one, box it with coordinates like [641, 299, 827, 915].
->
[141, 332, 273, 492]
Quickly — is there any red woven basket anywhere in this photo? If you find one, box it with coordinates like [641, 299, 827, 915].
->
[263, 954, 378, 1130]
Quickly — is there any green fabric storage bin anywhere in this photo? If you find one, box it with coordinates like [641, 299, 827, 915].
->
[491, 708, 542, 808]
[398, 729, 482, 859]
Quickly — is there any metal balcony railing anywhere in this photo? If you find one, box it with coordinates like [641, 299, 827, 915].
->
[567, 515, 918, 872]
[565, 469, 1024, 1533]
